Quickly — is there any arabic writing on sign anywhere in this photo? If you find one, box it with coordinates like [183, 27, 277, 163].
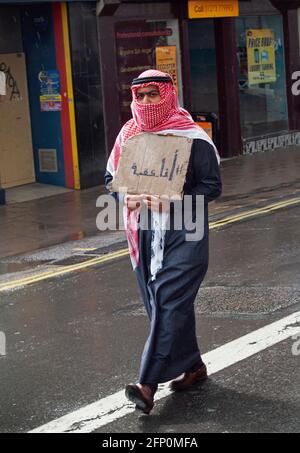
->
[131, 150, 184, 181]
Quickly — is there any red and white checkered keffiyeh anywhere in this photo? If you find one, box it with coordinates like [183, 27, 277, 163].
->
[107, 69, 219, 270]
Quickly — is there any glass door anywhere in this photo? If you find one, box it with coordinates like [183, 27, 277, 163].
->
[188, 19, 218, 116]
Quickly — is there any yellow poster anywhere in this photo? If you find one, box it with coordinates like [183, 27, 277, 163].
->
[188, 0, 239, 19]
[155, 46, 178, 96]
[246, 29, 276, 86]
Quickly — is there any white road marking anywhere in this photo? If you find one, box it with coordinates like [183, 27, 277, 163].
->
[29, 311, 300, 433]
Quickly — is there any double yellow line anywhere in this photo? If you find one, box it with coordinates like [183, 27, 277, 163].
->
[0, 249, 129, 293]
[209, 196, 300, 229]
[1, 197, 299, 293]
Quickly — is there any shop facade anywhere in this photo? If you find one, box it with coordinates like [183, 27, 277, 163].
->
[1, 0, 300, 195]
[0, 0, 105, 192]
[98, 0, 300, 160]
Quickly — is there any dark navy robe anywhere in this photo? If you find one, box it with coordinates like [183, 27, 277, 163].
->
[105, 139, 222, 384]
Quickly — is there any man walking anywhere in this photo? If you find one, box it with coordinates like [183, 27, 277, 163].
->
[105, 69, 222, 414]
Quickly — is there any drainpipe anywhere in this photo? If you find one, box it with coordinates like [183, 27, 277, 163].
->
[0, 185, 5, 205]
[0, 72, 6, 204]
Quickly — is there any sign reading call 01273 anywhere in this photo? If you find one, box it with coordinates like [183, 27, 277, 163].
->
[188, 0, 239, 19]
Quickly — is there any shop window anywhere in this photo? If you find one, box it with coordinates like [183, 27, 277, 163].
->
[68, 2, 106, 186]
[115, 20, 182, 124]
[236, 15, 288, 139]
[188, 20, 218, 115]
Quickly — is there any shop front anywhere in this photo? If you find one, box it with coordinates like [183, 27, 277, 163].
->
[2, 0, 298, 195]
[237, 0, 300, 154]
[0, 0, 105, 193]
[97, 1, 184, 154]
[98, 0, 300, 160]
[187, 0, 300, 156]
[0, 2, 81, 190]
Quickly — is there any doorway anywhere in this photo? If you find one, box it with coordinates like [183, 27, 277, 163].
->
[188, 19, 218, 116]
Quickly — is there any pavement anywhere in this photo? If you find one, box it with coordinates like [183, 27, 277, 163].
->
[0, 145, 300, 261]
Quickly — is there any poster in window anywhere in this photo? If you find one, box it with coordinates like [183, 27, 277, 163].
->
[155, 46, 178, 96]
[39, 70, 62, 112]
[246, 29, 276, 86]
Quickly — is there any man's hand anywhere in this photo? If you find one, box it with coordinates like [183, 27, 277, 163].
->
[141, 195, 170, 213]
[124, 194, 143, 211]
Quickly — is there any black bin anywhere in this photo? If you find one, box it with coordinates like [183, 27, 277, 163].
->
[0, 187, 5, 205]
[192, 112, 219, 147]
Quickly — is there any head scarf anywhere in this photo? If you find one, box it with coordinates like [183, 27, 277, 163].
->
[120, 69, 216, 140]
[107, 69, 219, 271]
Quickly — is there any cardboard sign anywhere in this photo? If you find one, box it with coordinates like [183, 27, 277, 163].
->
[111, 133, 193, 198]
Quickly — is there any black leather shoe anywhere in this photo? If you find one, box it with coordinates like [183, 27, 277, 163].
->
[169, 364, 208, 391]
[125, 384, 154, 415]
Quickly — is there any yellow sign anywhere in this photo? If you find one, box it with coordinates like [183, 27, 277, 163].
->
[246, 29, 276, 86]
[188, 0, 239, 19]
[155, 46, 179, 96]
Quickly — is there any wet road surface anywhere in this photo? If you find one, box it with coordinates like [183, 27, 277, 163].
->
[0, 201, 300, 433]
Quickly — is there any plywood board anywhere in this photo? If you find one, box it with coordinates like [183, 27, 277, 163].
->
[0, 53, 35, 188]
